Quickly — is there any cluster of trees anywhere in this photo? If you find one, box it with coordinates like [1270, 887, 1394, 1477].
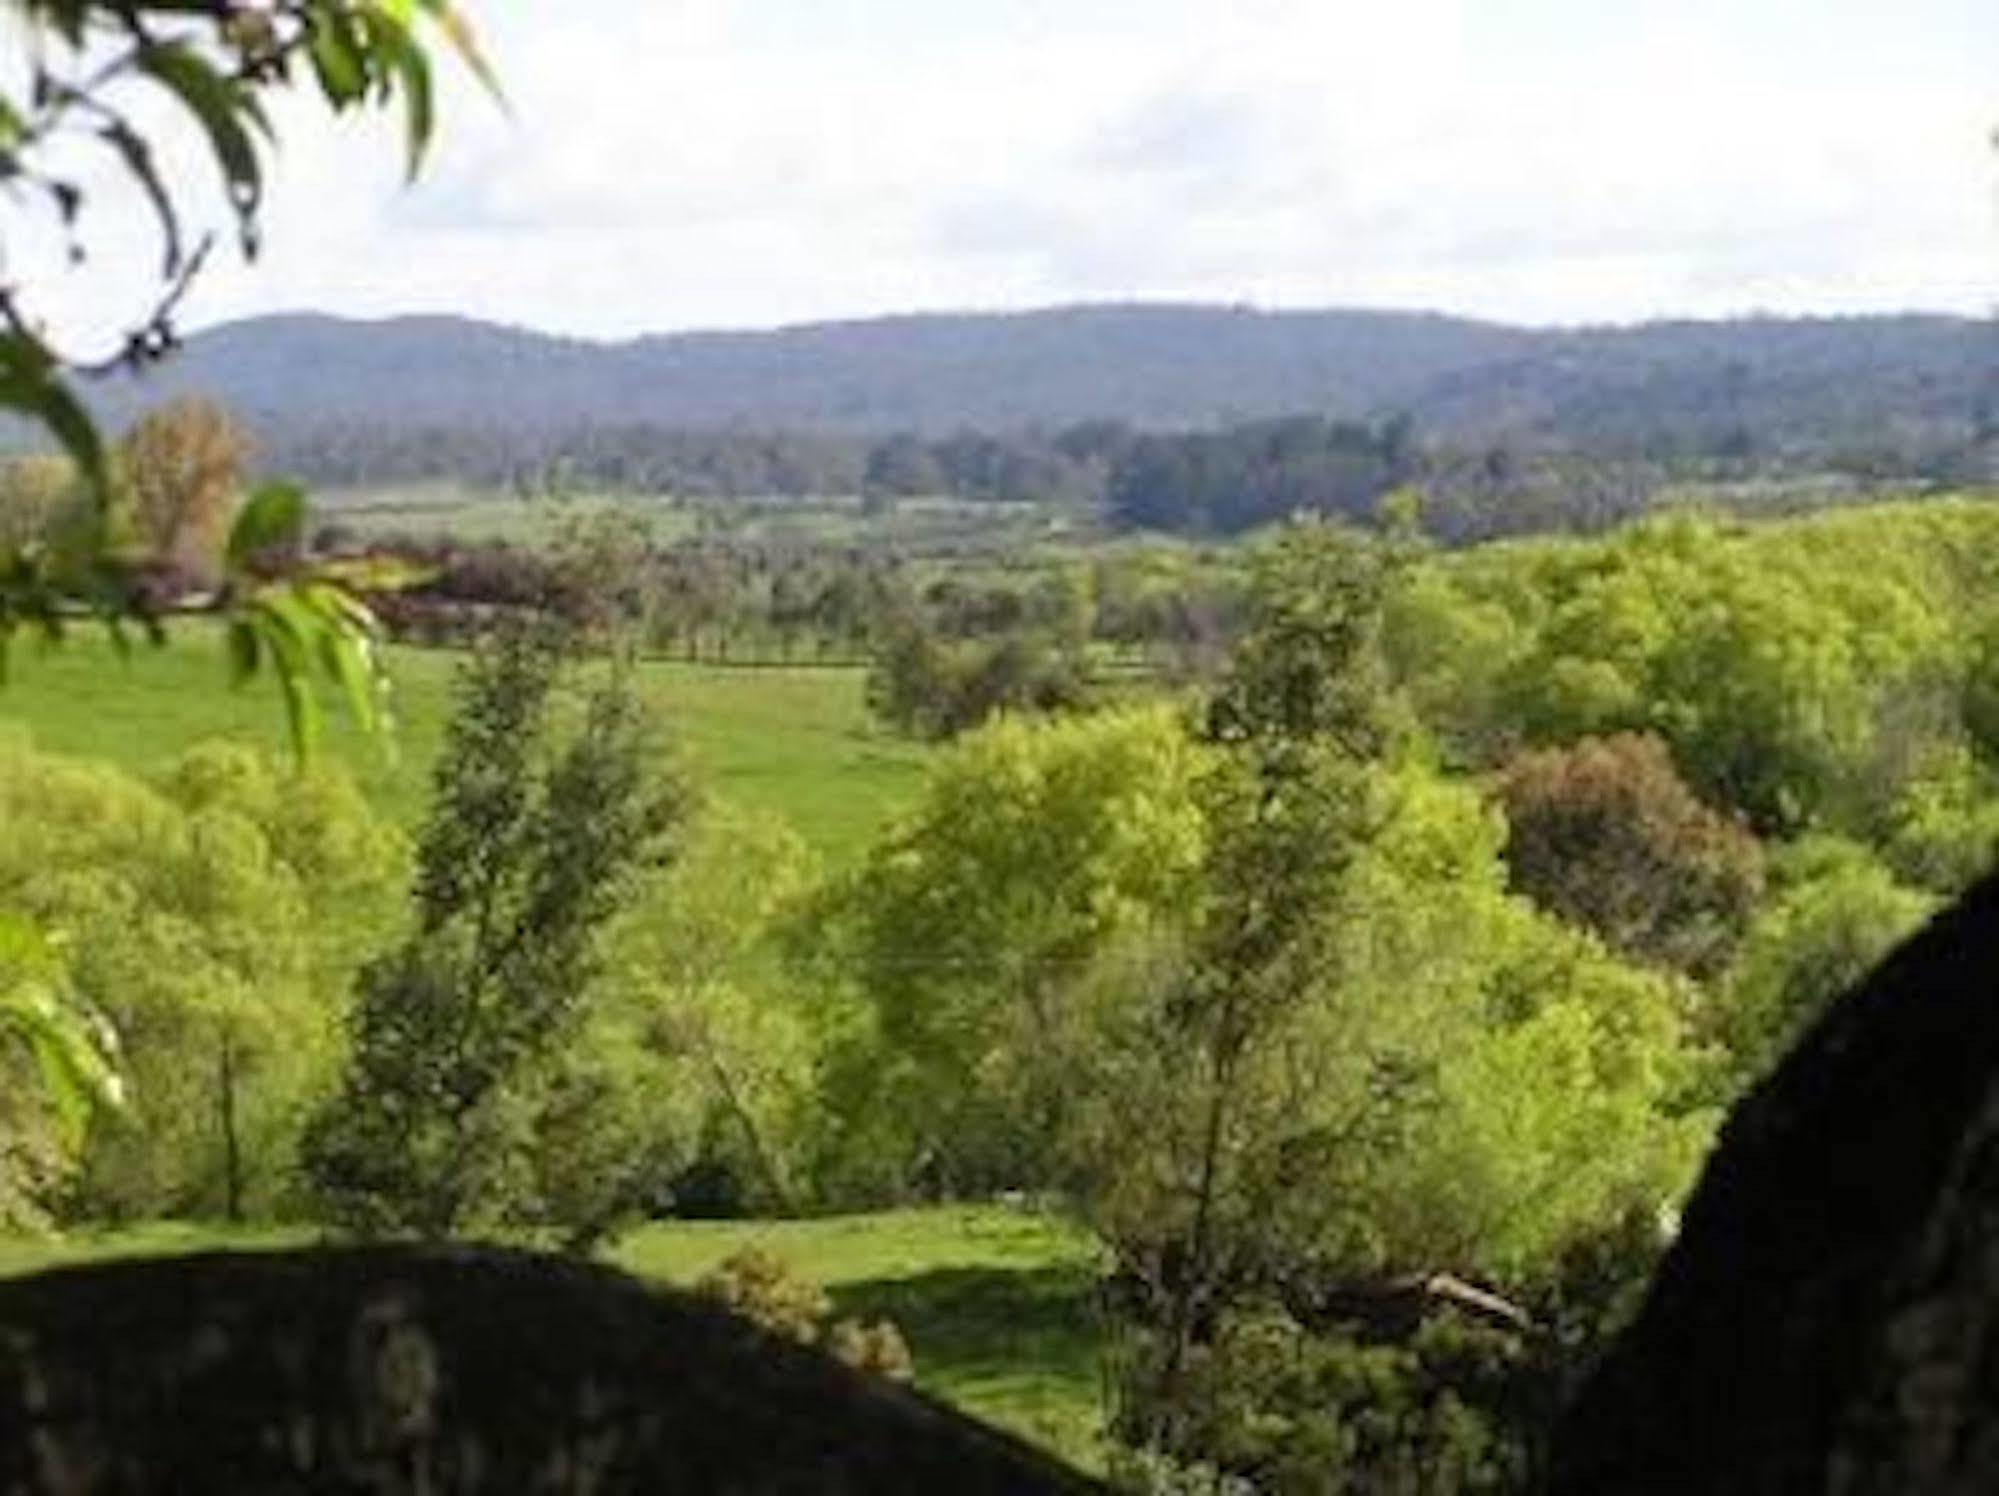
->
[358, 530, 898, 663]
[9, 490, 1999, 1490]
[339, 524, 1245, 739]
[267, 420, 1125, 506]
[1106, 415, 1418, 535]
[269, 403, 1996, 562]
[0, 397, 256, 599]
[0, 6, 1986, 1486]
[0, 737, 405, 1227]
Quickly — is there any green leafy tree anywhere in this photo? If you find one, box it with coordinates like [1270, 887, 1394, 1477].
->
[1133, 519, 1405, 1429]
[607, 804, 820, 1214]
[809, 703, 1209, 1199]
[1714, 838, 1934, 1091]
[0, 735, 401, 1221]
[0, 912, 121, 1224]
[304, 620, 684, 1243]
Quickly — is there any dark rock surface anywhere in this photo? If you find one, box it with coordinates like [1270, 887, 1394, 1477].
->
[0, 1245, 1103, 1494]
[1550, 869, 1999, 1494]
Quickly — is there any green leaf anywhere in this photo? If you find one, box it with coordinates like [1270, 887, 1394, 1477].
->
[251, 589, 327, 757]
[358, 3, 436, 177]
[308, 13, 370, 108]
[0, 334, 103, 491]
[226, 481, 308, 572]
[136, 44, 264, 233]
[317, 612, 382, 738]
[392, 29, 436, 178]
[0, 914, 124, 1140]
[98, 119, 183, 277]
[315, 553, 437, 594]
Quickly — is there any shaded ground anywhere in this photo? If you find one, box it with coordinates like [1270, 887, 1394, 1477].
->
[615, 1206, 1106, 1469]
[0, 1207, 1108, 1473]
[0, 1244, 1104, 1493]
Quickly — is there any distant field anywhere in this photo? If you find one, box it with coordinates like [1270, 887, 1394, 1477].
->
[0, 1206, 1106, 1471]
[317, 486, 699, 546]
[315, 484, 1086, 553]
[0, 629, 927, 863]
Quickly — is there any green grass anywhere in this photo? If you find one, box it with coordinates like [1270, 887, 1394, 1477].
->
[0, 629, 927, 864]
[315, 485, 1085, 554]
[0, 1206, 1108, 1471]
[0, 1220, 309, 1279]
[614, 1206, 1107, 1468]
[318, 487, 700, 547]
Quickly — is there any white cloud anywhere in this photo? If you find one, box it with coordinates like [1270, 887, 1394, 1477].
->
[17, 0, 1999, 343]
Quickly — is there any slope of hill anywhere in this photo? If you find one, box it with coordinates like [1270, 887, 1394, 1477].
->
[91, 304, 1994, 453]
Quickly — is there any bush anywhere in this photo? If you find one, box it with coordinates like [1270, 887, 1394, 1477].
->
[867, 619, 1089, 740]
[1498, 733, 1764, 978]
[695, 1247, 830, 1344]
[825, 1317, 915, 1382]
[695, 1247, 915, 1382]
[1111, 1306, 1545, 1496]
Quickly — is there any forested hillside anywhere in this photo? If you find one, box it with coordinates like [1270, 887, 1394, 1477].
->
[75, 307, 1998, 511]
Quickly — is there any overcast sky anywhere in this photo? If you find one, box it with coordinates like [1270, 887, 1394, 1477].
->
[31, 0, 1999, 342]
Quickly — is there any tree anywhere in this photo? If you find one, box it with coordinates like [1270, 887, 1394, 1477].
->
[0, 457, 82, 554]
[809, 704, 1209, 1199]
[303, 620, 684, 1243]
[1107, 520, 1405, 1440]
[119, 399, 254, 585]
[605, 804, 821, 1215]
[1714, 839, 1934, 1091]
[1497, 733, 1765, 978]
[0, 912, 121, 1224]
[0, 736, 403, 1222]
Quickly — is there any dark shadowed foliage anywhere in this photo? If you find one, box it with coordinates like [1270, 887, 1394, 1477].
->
[1550, 869, 1999, 1494]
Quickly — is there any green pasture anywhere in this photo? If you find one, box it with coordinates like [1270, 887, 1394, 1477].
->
[0, 629, 927, 863]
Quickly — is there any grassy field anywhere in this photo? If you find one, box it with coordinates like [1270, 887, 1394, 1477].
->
[315, 485, 1083, 554]
[318, 486, 701, 546]
[0, 1206, 1107, 1470]
[0, 628, 927, 864]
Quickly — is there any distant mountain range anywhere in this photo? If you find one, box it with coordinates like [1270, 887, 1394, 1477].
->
[89, 302, 1998, 452]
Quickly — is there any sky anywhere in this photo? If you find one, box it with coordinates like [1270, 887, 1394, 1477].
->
[21, 0, 1999, 344]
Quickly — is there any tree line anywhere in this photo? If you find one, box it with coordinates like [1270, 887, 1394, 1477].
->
[255, 403, 1991, 545]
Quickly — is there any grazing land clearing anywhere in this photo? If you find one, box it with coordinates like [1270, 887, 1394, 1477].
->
[0, 1206, 1105, 1471]
[0, 631, 926, 863]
